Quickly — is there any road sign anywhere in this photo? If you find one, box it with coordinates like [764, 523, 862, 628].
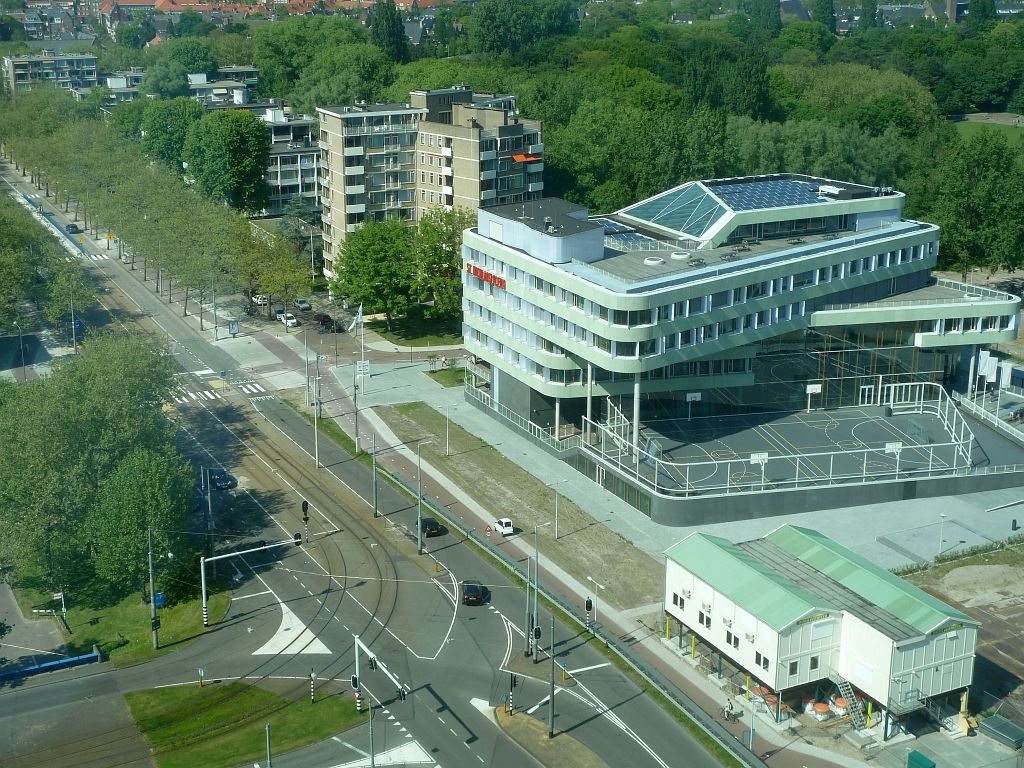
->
[52, 592, 63, 600]
[750, 452, 770, 465]
[484, 525, 492, 537]
[78, 237, 84, 244]
[228, 319, 239, 336]
[152, 618, 161, 631]
[154, 591, 166, 608]
[357, 359, 370, 377]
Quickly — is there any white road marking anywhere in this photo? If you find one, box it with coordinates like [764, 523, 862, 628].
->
[566, 663, 610, 675]
[232, 590, 272, 600]
[333, 739, 369, 757]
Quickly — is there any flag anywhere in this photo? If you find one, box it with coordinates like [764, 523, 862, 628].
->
[347, 303, 363, 333]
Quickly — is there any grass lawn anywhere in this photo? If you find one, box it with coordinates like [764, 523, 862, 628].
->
[126, 682, 363, 768]
[953, 120, 1024, 143]
[366, 305, 461, 347]
[424, 366, 465, 388]
[13, 584, 230, 667]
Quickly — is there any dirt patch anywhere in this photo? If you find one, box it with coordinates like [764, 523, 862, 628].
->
[375, 402, 664, 613]
[937, 565, 1024, 609]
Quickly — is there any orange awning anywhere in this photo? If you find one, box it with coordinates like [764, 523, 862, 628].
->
[512, 153, 542, 163]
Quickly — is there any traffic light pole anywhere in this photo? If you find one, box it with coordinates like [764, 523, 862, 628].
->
[549, 614, 555, 738]
[148, 527, 158, 650]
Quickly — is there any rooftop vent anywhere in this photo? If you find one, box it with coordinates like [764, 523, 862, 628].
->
[670, 251, 690, 260]
[644, 256, 665, 266]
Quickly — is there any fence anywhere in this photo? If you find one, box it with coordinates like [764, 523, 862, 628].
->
[0, 645, 102, 682]
[464, 381, 580, 453]
[580, 382, 975, 499]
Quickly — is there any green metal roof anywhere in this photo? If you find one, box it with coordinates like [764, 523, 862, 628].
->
[664, 533, 837, 632]
[765, 525, 977, 636]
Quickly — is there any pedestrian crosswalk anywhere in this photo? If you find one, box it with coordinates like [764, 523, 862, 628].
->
[236, 381, 267, 395]
[63, 252, 110, 263]
[171, 386, 222, 405]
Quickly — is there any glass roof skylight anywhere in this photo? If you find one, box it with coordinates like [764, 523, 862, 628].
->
[618, 182, 725, 238]
[706, 179, 826, 211]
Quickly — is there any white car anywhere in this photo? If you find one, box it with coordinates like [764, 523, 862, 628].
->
[494, 518, 514, 536]
[282, 312, 299, 327]
[252, 294, 268, 306]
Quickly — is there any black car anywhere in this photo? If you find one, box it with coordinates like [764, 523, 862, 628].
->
[210, 469, 236, 490]
[65, 223, 82, 234]
[462, 580, 487, 606]
[420, 517, 443, 537]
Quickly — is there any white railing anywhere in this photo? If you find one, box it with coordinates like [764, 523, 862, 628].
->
[580, 383, 978, 498]
[464, 382, 579, 453]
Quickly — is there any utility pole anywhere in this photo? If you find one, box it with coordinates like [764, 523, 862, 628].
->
[549, 613, 556, 738]
[524, 557, 532, 656]
[148, 527, 159, 650]
[369, 699, 376, 768]
[372, 434, 378, 517]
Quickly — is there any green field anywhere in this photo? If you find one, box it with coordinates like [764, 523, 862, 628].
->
[127, 682, 363, 768]
[366, 304, 462, 347]
[953, 119, 1024, 143]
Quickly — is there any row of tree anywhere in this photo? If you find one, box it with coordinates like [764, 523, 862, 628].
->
[0, 331, 196, 603]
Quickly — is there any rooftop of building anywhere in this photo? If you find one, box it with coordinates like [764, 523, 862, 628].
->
[317, 102, 423, 118]
[665, 524, 976, 640]
[486, 198, 602, 238]
[4, 49, 97, 60]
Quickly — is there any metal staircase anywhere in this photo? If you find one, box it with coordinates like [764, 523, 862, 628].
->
[830, 671, 866, 730]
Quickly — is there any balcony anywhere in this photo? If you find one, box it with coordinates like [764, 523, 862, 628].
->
[441, 146, 452, 157]
[347, 204, 366, 214]
[481, 150, 497, 161]
[345, 184, 365, 194]
[343, 145, 364, 156]
[441, 166, 452, 177]
[442, 185, 453, 195]
[528, 181, 544, 193]
[529, 143, 544, 154]
[527, 162, 544, 173]
[343, 165, 364, 176]
[346, 223, 360, 232]
[481, 189, 496, 200]
[480, 169, 496, 181]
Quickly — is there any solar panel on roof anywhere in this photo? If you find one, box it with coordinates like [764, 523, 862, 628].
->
[591, 216, 633, 235]
[620, 183, 726, 237]
[707, 179, 827, 211]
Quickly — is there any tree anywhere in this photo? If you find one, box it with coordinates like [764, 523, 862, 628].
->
[140, 97, 205, 168]
[413, 207, 475, 320]
[87, 448, 192, 598]
[0, 13, 26, 41]
[141, 58, 189, 98]
[932, 130, 1024, 276]
[251, 15, 365, 97]
[370, 0, 409, 63]
[750, 0, 782, 35]
[288, 44, 393, 116]
[859, 0, 878, 29]
[470, 0, 574, 56]
[331, 218, 414, 330]
[116, 18, 156, 48]
[964, 0, 997, 33]
[807, 0, 835, 32]
[164, 36, 217, 75]
[208, 31, 253, 67]
[175, 9, 215, 37]
[183, 110, 271, 213]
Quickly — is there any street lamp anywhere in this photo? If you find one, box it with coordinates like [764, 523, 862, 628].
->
[533, 521, 551, 662]
[587, 575, 606, 634]
[416, 440, 433, 554]
[148, 528, 172, 650]
[545, 479, 568, 540]
[13, 320, 25, 381]
[938, 513, 947, 559]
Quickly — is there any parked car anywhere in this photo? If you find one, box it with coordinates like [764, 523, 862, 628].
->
[420, 517, 443, 537]
[282, 312, 299, 327]
[210, 469, 236, 490]
[293, 298, 311, 311]
[252, 294, 269, 306]
[494, 518, 515, 536]
[312, 313, 331, 326]
[65, 223, 82, 234]
[274, 307, 286, 321]
[462, 580, 488, 606]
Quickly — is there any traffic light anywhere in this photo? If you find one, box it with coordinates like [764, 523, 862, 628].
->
[585, 597, 593, 613]
[302, 500, 309, 521]
[512, 674, 519, 688]
[533, 626, 541, 640]
[351, 675, 359, 690]
[294, 532, 302, 546]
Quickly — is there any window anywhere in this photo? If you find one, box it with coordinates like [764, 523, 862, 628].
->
[698, 611, 712, 629]
[673, 593, 684, 609]
[809, 656, 819, 672]
[789, 660, 799, 676]
[726, 630, 739, 649]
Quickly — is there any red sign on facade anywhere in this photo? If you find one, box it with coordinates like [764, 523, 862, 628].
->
[466, 263, 506, 290]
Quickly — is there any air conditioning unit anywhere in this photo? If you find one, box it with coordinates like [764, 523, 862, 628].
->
[701, 602, 711, 612]
[681, 589, 692, 599]
[723, 618, 733, 628]
[745, 633, 755, 643]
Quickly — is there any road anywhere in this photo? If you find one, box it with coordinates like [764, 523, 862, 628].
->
[0, 160, 718, 768]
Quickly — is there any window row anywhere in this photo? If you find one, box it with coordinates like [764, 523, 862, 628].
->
[465, 241, 932, 330]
